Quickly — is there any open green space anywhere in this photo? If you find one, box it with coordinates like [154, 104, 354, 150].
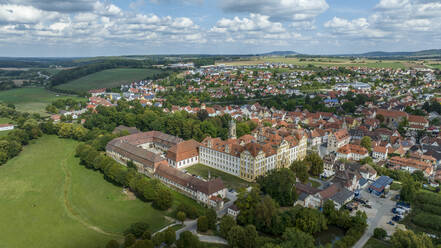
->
[217, 57, 426, 69]
[0, 135, 173, 248]
[0, 87, 84, 115]
[363, 237, 391, 248]
[55, 68, 163, 92]
[186, 163, 250, 191]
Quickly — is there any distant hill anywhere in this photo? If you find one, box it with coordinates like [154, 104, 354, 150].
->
[346, 49, 441, 58]
[259, 51, 299, 56]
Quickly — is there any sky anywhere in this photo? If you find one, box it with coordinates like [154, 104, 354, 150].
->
[0, 0, 440, 57]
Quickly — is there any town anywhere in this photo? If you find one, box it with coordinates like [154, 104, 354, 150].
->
[31, 60, 441, 248]
[2, 0, 441, 247]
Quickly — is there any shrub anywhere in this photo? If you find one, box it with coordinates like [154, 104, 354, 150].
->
[197, 216, 209, 232]
[373, 228, 387, 240]
[124, 222, 149, 238]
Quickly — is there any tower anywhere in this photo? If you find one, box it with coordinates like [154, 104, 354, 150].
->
[229, 119, 237, 139]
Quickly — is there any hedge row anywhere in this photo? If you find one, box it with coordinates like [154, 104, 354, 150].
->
[75, 143, 173, 210]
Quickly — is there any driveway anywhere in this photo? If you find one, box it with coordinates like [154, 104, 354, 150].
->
[174, 193, 236, 245]
[352, 189, 398, 248]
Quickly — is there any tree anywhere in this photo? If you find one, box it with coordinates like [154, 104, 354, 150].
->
[391, 229, 434, 248]
[280, 228, 315, 248]
[124, 222, 149, 238]
[197, 109, 209, 121]
[257, 168, 297, 206]
[206, 208, 217, 230]
[176, 211, 186, 224]
[131, 240, 154, 248]
[373, 228, 387, 240]
[105, 240, 119, 248]
[400, 178, 418, 203]
[219, 215, 236, 238]
[305, 152, 324, 177]
[176, 231, 203, 248]
[244, 225, 258, 248]
[295, 207, 327, 234]
[360, 136, 372, 152]
[142, 230, 152, 240]
[227, 225, 247, 248]
[412, 170, 425, 182]
[254, 195, 279, 233]
[197, 216, 209, 232]
[153, 187, 173, 210]
[162, 227, 176, 246]
[124, 234, 136, 247]
[291, 160, 309, 183]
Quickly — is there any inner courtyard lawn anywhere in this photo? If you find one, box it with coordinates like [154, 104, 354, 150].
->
[186, 163, 251, 191]
[0, 135, 171, 248]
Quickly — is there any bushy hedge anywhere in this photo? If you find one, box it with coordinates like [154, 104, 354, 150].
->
[416, 192, 441, 207]
[412, 212, 441, 232]
[75, 143, 173, 210]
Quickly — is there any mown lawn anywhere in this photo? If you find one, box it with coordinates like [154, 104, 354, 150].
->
[363, 237, 391, 248]
[0, 87, 84, 115]
[186, 163, 250, 191]
[55, 68, 163, 92]
[0, 135, 173, 248]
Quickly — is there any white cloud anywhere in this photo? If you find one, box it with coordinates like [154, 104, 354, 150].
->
[0, 4, 59, 23]
[210, 13, 305, 45]
[220, 0, 329, 24]
[0, 1, 207, 49]
[324, 0, 441, 43]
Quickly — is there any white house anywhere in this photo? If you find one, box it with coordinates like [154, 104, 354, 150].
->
[0, 124, 14, 131]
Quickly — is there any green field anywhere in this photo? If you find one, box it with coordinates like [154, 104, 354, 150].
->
[0, 135, 173, 248]
[186, 163, 250, 191]
[217, 57, 428, 69]
[0, 87, 84, 115]
[55, 68, 163, 92]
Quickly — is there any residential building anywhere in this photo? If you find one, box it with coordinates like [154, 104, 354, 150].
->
[327, 129, 350, 153]
[336, 144, 369, 161]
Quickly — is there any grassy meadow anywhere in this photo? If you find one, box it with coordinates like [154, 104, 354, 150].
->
[0, 87, 84, 115]
[55, 68, 163, 92]
[0, 135, 174, 248]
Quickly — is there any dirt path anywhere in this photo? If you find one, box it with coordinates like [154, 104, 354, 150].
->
[59, 153, 123, 239]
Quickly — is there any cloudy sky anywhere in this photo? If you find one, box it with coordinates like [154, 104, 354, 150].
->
[0, 0, 440, 57]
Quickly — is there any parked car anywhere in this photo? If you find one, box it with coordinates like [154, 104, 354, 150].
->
[392, 208, 405, 215]
[387, 221, 395, 226]
[365, 204, 372, 209]
[392, 215, 402, 222]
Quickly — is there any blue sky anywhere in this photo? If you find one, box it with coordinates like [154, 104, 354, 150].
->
[0, 0, 440, 57]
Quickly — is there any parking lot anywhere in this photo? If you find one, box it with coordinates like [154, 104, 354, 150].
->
[352, 189, 406, 248]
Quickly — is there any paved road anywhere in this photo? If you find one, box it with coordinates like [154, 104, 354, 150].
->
[352, 190, 396, 248]
[175, 192, 236, 244]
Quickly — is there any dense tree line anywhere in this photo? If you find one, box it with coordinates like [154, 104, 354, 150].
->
[75, 143, 173, 210]
[0, 81, 18, 91]
[323, 200, 367, 248]
[261, 95, 335, 113]
[82, 100, 256, 142]
[257, 168, 297, 207]
[45, 98, 87, 114]
[0, 104, 42, 165]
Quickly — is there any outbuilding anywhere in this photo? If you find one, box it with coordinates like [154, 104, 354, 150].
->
[368, 176, 393, 196]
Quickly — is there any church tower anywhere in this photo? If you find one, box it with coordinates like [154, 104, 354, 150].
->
[229, 119, 237, 139]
